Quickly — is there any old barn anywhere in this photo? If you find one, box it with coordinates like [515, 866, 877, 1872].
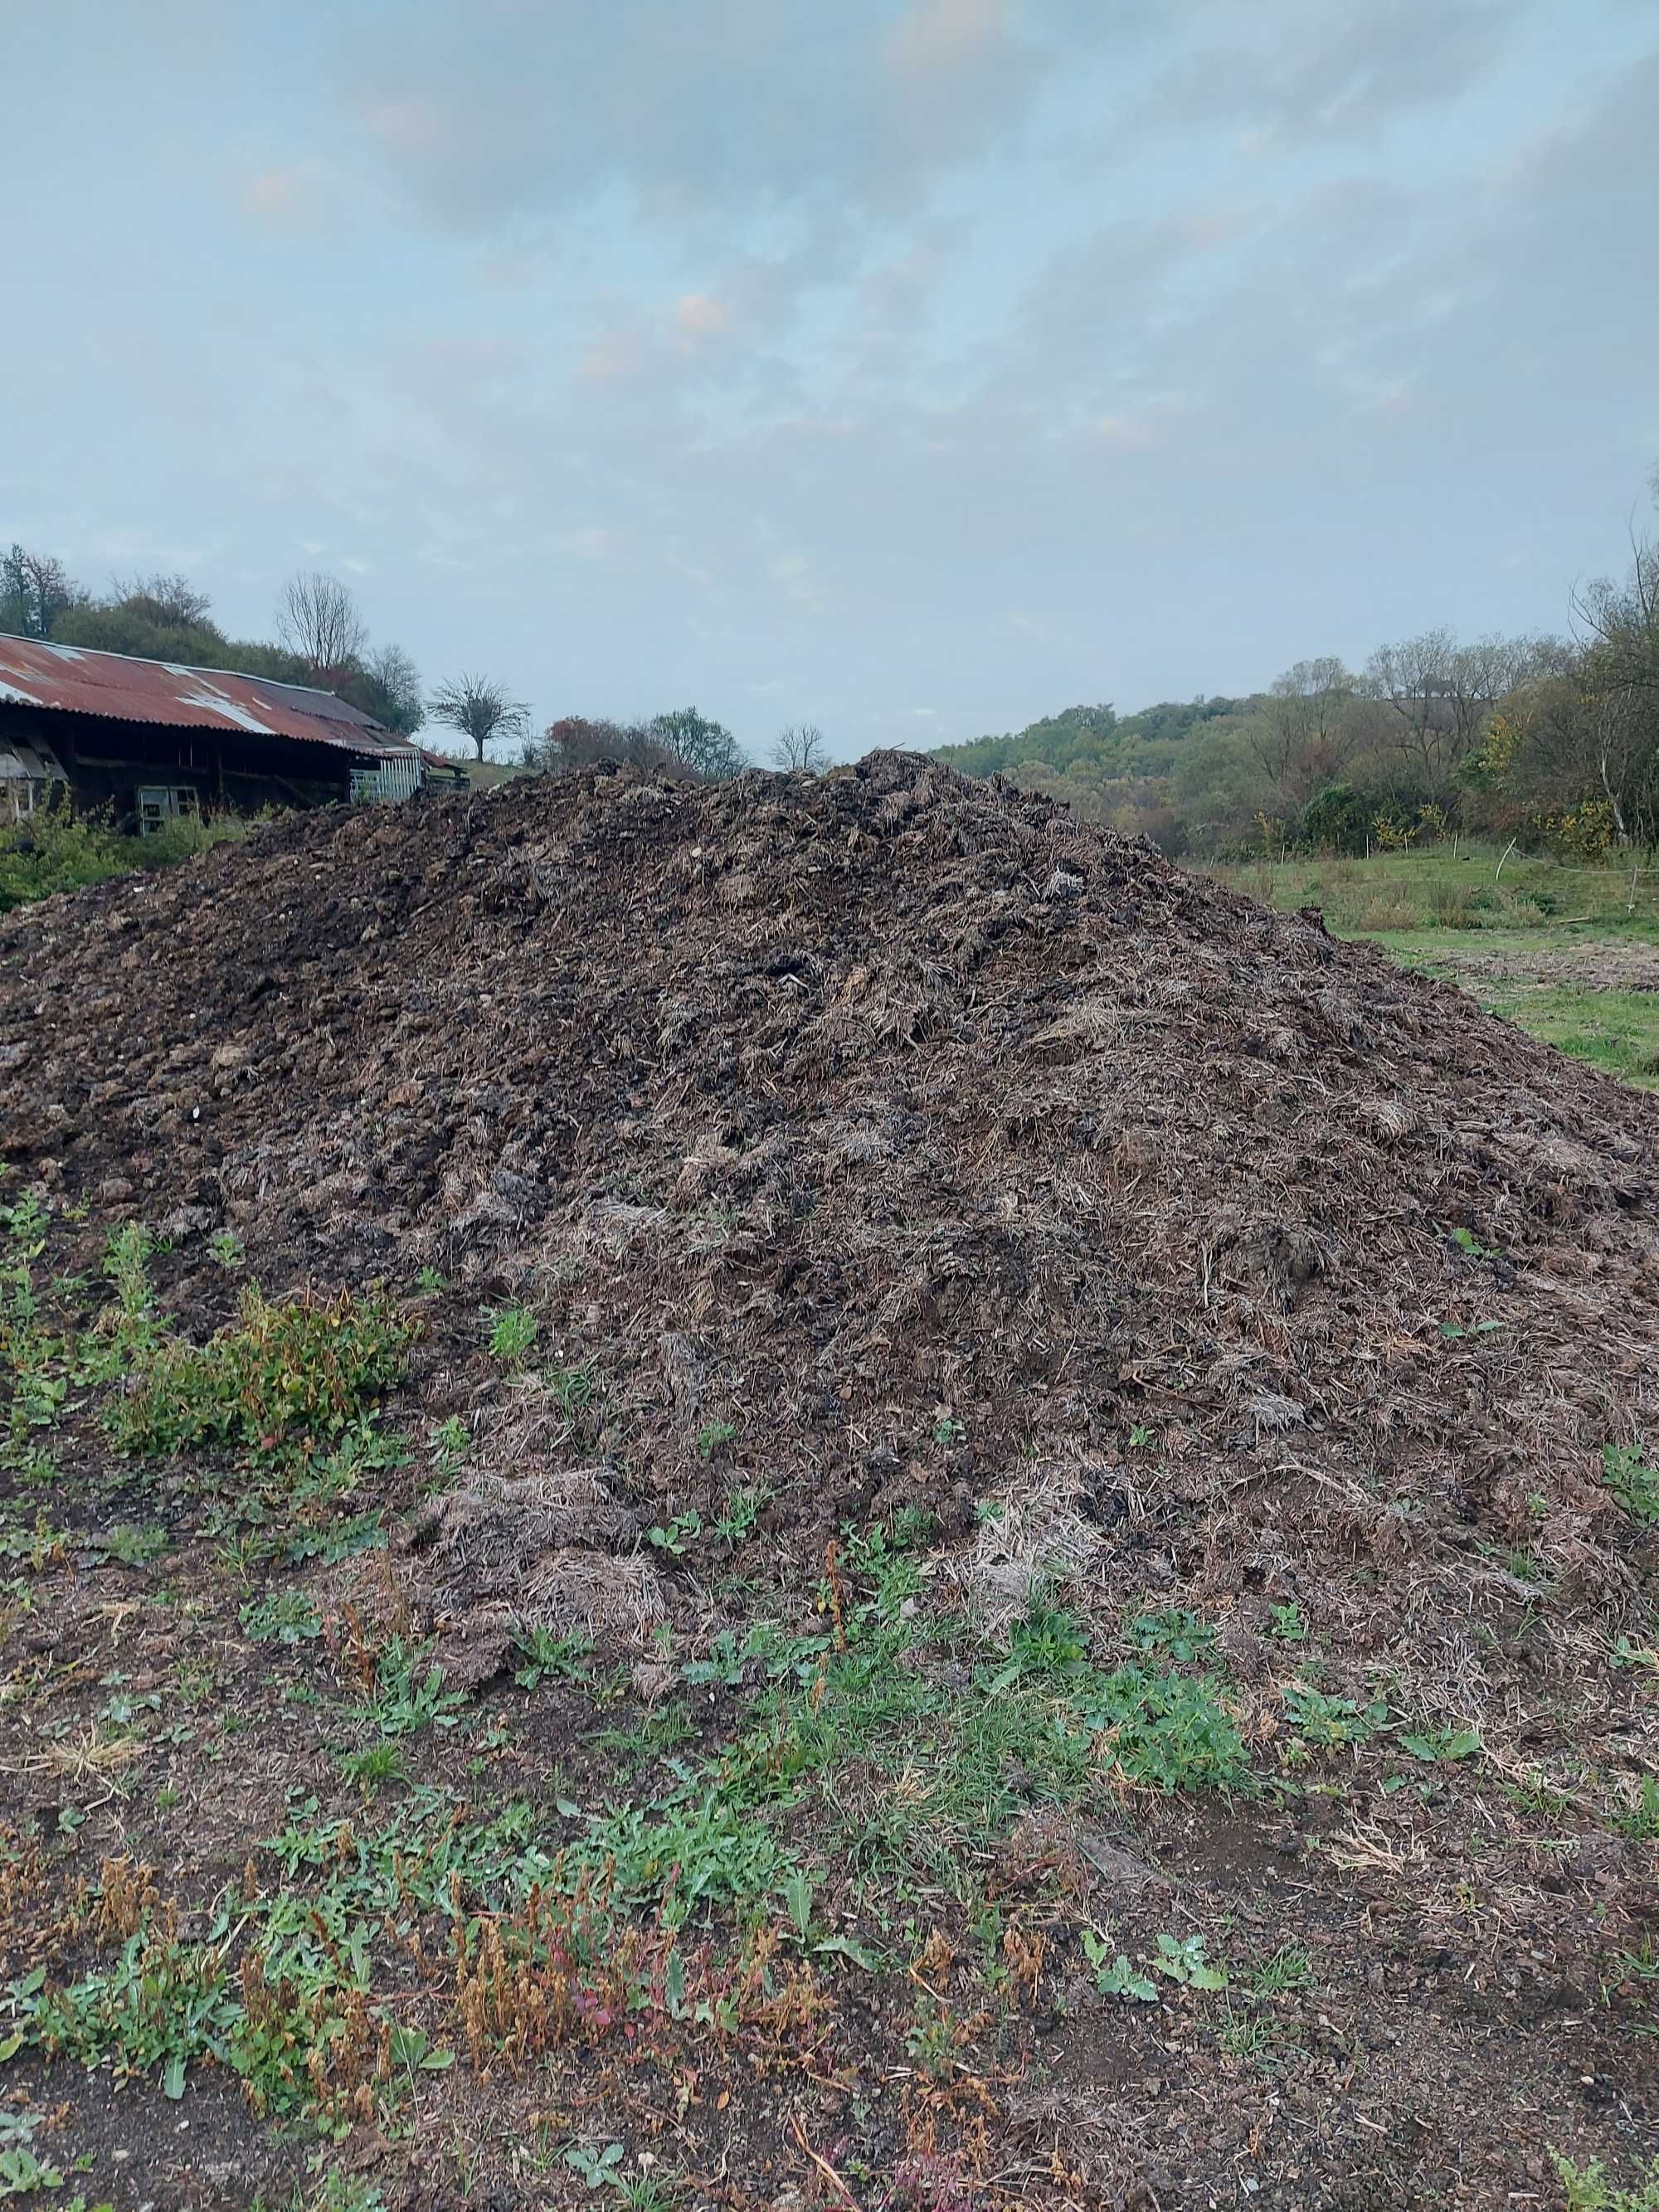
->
[0, 634, 425, 827]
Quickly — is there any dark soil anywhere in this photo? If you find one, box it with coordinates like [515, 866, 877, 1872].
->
[1, 754, 1657, 2210]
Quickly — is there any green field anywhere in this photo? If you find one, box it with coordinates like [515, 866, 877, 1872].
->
[1203, 851, 1659, 1090]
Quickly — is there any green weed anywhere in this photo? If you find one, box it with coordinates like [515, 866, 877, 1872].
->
[486, 1305, 538, 1366]
[565, 2142, 627, 2190]
[648, 1511, 702, 1558]
[1126, 1607, 1217, 1664]
[0, 2105, 62, 2195]
[546, 1363, 596, 1418]
[1398, 1724, 1481, 1763]
[990, 1601, 1092, 1687]
[362, 1640, 464, 1738]
[99, 1524, 168, 1568]
[905, 1995, 963, 2079]
[333, 1743, 406, 1796]
[1553, 2152, 1659, 2212]
[1252, 1942, 1314, 1996]
[1282, 1681, 1389, 1753]
[513, 1625, 592, 1691]
[682, 1631, 747, 1689]
[1081, 1930, 1155, 2002]
[112, 1286, 412, 1457]
[1603, 1443, 1659, 1526]
[713, 1484, 770, 1548]
[1216, 2005, 1278, 2064]
[1612, 1777, 1659, 1841]
[1445, 1224, 1500, 1260]
[427, 1413, 471, 1485]
[1150, 1932, 1228, 1990]
[581, 1792, 784, 1928]
[241, 1591, 323, 1646]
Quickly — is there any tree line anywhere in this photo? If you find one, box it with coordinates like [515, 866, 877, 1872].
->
[523, 713, 827, 780]
[934, 475, 1659, 859]
[1, 548, 839, 779]
[34, 480, 1658, 854]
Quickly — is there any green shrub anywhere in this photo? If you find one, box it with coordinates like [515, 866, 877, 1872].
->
[114, 1286, 413, 1456]
[1297, 784, 1373, 857]
[0, 800, 246, 912]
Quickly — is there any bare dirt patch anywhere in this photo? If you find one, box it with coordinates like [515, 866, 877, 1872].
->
[1413, 939, 1659, 992]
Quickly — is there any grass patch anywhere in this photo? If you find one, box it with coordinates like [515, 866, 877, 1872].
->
[1204, 850, 1659, 936]
[1479, 984, 1659, 1087]
[703, 1578, 1247, 1903]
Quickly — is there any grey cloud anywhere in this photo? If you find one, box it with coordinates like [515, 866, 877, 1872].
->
[1126, 0, 1523, 147]
[6, 0, 1655, 766]
[206, 40, 1652, 747]
[339, 0, 1064, 236]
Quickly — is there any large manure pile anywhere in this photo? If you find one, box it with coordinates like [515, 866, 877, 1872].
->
[1, 753, 1656, 2210]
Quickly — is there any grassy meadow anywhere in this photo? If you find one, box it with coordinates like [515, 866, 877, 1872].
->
[1204, 848, 1659, 1089]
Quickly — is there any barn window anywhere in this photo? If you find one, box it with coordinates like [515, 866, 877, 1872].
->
[1, 739, 64, 822]
[136, 786, 200, 834]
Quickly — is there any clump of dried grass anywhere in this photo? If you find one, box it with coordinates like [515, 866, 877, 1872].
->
[946, 1458, 1106, 1631]
[518, 1552, 667, 1642]
[406, 1468, 636, 1595]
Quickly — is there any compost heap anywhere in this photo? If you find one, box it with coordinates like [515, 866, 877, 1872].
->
[5, 751, 1659, 2207]
[2, 751, 1656, 1705]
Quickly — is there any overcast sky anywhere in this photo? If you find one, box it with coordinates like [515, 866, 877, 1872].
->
[4, 1, 1656, 758]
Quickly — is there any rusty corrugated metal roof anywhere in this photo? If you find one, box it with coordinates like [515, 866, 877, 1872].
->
[0, 634, 409, 756]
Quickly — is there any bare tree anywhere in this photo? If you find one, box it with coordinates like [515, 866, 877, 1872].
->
[276, 571, 367, 680]
[428, 673, 531, 761]
[1362, 628, 1463, 799]
[1444, 634, 1547, 752]
[2, 545, 83, 639]
[1567, 513, 1659, 840]
[1244, 659, 1354, 807]
[348, 644, 426, 736]
[1573, 525, 1659, 698]
[771, 722, 830, 773]
[110, 571, 213, 628]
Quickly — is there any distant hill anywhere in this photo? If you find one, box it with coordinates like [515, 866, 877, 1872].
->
[931, 698, 1253, 849]
[932, 698, 1245, 780]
